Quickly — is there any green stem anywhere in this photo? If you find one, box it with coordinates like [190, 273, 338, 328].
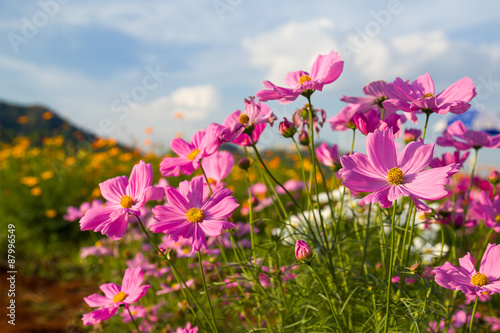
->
[127, 306, 141, 332]
[307, 264, 343, 331]
[384, 202, 398, 333]
[245, 171, 257, 263]
[134, 215, 215, 332]
[460, 148, 479, 254]
[198, 252, 218, 332]
[468, 297, 479, 333]
[421, 111, 432, 141]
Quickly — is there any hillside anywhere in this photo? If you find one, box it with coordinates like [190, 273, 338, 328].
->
[0, 100, 96, 146]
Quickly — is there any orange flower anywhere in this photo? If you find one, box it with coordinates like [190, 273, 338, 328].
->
[45, 209, 57, 218]
[17, 116, 28, 124]
[31, 187, 42, 196]
[42, 111, 53, 120]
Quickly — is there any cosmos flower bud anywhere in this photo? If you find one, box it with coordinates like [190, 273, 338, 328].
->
[409, 263, 421, 273]
[295, 240, 312, 262]
[488, 171, 500, 185]
[279, 117, 297, 138]
[299, 131, 309, 146]
[238, 158, 252, 171]
[404, 129, 422, 144]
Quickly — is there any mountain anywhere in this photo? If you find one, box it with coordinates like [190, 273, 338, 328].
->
[0, 100, 97, 146]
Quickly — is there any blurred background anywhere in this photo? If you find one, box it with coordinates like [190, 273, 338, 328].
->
[1, 1, 500, 331]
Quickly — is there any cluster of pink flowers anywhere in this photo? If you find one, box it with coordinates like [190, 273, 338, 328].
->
[72, 49, 500, 330]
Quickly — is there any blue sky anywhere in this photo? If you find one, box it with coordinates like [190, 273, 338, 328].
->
[1, 0, 499, 168]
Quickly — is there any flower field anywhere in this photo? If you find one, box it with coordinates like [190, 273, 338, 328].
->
[2, 50, 500, 332]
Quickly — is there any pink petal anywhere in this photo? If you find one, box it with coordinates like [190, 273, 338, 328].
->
[159, 157, 195, 177]
[126, 161, 153, 204]
[100, 283, 121, 299]
[397, 140, 434, 174]
[79, 206, 118, 231]
[480, 244, 500, 281]
[122, 267, 144, 294]
[401, 165, 455, 201]
[170, 138, 193, 156]
[165, 186, 191, 212]
[99, 176, 128, 203]
[99, 210, 130, 240]
[387, 185, 409, 202]
[366, 129, 397, 175]
[82, 306, 118, 326]
[284, 70, 308, 88]
[310, 50, 343, 85]
[436, 77, 476, 104]
[198, 219, 225, 237]
[414, 73, 435, 95]
[84, 293, 112, 308]
[359, 186, 392, 208]
[459, 253, 477, 276]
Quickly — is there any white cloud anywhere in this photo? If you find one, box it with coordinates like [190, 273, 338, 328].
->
[242, 18, 339, 84]
[135, 85, 220, 121]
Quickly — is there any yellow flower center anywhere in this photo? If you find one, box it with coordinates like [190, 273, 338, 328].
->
[423, 93, 434, 98]
[239, 114, 249, 125]
[387, 167, 404, 185]
[207, 178, 216, 185]
[120, 195, 134, 209]
[298, 74, 312, 85]
[470, 273, 489, 287]
[186, 207, 204, 223]
[187, 148, 200, 161]
[495, 214, 500, 223]
[113, 291, 127, 303]
[95, 240, 102, 247]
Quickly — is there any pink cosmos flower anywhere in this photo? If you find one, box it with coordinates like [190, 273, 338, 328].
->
[436, 120, 500, 150]
[82, 267, 151, 325]
[79, 161, 164, 240]
[316, 142, 340, 170]
[341, 80, 390, 114]
[276, 179, 305, 195]
[470, 192, 500, 232]
[196, 150, 234, 199]
[157, 278, 195, 295]
[160, 123, 222, 177]
[403, 129, 422, 144]
[256, 50, 344, 104]
[64, 199, 103, 221]
[328, 105, 357, 132]
[173, 322, 198, 333]
[432, 243, 500, 301]
[151, 177, 239, 253]
[223, 97, 276, 140]
[429, 150, 469, 169]
[485, 316, 500, 332]
[383, 73, 477, 115]
[120, 305, 147, 323]
[339, 128, 459, 212]
[80, 239, 113, 258]
[353, 109, 402, 137]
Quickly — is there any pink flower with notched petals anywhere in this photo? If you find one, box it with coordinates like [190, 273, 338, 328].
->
[470, 192, 500, 232]
[151, 177, 239, 253]
[160, 123, 222, 177]
[433, 243, 500, 301]
[429, 150, 469, 169]
[82, 267, 151, 326]
[173, 322, 198, 333]
[383, 73, 477, 115]
[316, 142, 340, 169]
[436, 120, 500, 150]
[79, 161, 164, 240]
[64, 199, 103, 221]
[339, 128, 459, 212]
[256, 50, 344, 104]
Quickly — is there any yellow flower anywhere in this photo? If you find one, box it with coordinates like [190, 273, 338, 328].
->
[45, 209, 57, 218]
[91, 187, 101, 198]
[21, 176, 39, 187]
[31, 187, 42, 196]
[41, 170, 54, 180]
[42, 111, 53, 120]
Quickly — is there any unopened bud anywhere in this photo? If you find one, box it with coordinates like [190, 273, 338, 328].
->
[488, 171, 500, 185]
[298, 130, 309, 146]
[295, 240, 312, 262]
[238, 158, 251, 171]
[409, 263, 421, 273]
[279, 117, 297, 138]
[404, 129, 422, 144]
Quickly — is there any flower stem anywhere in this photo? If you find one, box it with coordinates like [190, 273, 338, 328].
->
[127, 306, 141, 332]
[460, 148, 479, 253]
[245, 170, 257, 263]
[469, 297, 479, 333]
[306, 264, 343, 331]
[198, 252, 218, 332]
[384, 201, 398, 333]
[421, 111, 432, 141]
[134, 215, 216, 332]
